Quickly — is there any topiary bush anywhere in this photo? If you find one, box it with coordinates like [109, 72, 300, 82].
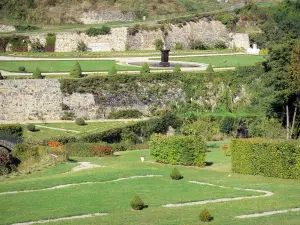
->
[70, 62, 82, 78]
[108, 65, 117, 76]
[45, 33, 56, 52]
[32, 68, 42, 79]
[199, 208, 213, 222]
[18, 66, 26, 72]
[149, 134, 206, 167]
[214, 40, 227, 49]
[77, 41, 88, 52]
[170, 168, 183, 180]
[206, 64, 214, 73]
[108, 110, 143, 119]
[219, 116, 235, 134]
[154, 39, 163, 50]
[173, 64, 181, 74]
[140, 62, 150, 74]
[27, 124, 35, 132]
[0, 125, 23, 137]
[130, 194, 145, 210]
[75, 118, 85, 126]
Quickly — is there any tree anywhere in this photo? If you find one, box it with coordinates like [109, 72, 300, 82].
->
[32, 68, 42, 79]
[70, 62, 82, 78]
[140, 62, 150, 74]
[206, 64, 214, 73]
[108, 65, 117, 76]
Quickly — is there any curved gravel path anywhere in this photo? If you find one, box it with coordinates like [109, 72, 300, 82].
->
[236, 207, 300, 219]
[162, 181, 274, 207]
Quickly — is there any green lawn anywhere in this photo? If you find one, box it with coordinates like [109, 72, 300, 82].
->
[167, 55, 266, 68]
[1, 142, 299, 225]
[23, 121, 136, 141]
[0, 60, 139, 72]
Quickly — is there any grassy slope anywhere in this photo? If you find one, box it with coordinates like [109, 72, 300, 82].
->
[168, 55, 267, 68]
[0, 60, 139, 72]
[23, 121, 135, 141]
[0, 142, 299, 225]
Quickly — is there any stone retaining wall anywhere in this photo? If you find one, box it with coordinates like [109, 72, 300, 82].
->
[79, 10, 134, 24]
[0, 25, 15, 33]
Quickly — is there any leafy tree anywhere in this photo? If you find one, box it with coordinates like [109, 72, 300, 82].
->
[70, 62, 82, 78]
[206, 64, 214, 73]
[108, 65, 117, 76]
[32, 68, 42, 79]
[140, 62, 150, 74]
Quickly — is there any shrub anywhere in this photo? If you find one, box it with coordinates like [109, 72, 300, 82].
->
[219, 117, 235, 134]
[140, 62, 150, 74]
[18, 66, 26, 72]
[154, 39, 163, 50]
[175, 42, 183, 50]
[65, 142, 112, 157]
[61, 112, 75, 120]
[32, 68, 42, 79]
[231, 139, 300, 179]
[108, 110, 143, 119]
[30, 40, 44, 52]
[27, 124, 35, 132]
[214, 40, 227, 49]
[149, 134, 206, 167]
[130, 194, 145, 210]
[199, 208, 213, 222]
[170, 168, 183, 180]
[45, 33, 56, 52]
[173, 64, 181, 74]
[12, 143, 39, 161]
[206, 64, 214, 73]
[0, 125, 23, 137]
[15, 25, 39, 31]
[85, 26, 111, 36]
[70, 62, 82, 78]
[77, 41, 88, 52]
[108, 66, 117, 76]
[248, 117, 285, 139]
[189, 40, 210, 50]
[75, 118, 85, 126]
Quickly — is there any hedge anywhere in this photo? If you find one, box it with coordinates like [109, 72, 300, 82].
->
[149, 134, 206, 167]
[65, 142, 113, 157]
[0, 125, 23, 137]
[231, 138, 300, 179]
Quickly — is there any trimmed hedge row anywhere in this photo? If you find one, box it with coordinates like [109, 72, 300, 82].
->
[0, 125, 23, 137]
[231, 139, 300, 179]
[149, 134, 206, 167]
[65, 142, 113, 157]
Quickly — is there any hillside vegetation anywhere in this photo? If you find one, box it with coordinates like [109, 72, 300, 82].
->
[0, 0, 279, 25]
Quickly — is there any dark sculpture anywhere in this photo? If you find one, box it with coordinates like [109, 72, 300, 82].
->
[159, 49, 170, 67]
[236, 120, 249, 138]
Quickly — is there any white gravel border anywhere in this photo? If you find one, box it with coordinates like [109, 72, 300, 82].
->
[0, 175, 162, 196]
[236, 207, 300, 219]
[11, 213, 108, 225]
[71, 162, 102, 172]
[162, 181, 274, 207]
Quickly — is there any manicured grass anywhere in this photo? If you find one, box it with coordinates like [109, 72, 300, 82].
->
[23, 121, 136, 141]
[0, 60, 139, 72]
[168, 55, 266, 67]
[1, 144, 300, 225]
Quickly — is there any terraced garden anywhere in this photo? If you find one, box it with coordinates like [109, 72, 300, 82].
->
[1, 142, 299, 225]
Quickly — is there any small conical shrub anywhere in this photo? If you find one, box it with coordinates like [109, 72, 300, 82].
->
[140, 62, 150, 74]
[206, 64, 214, 73]
[199, 208, 213, 222]
[108, 65, 117, 76]
[70, 62, 82, 78]
[173, 64, 181, 73]
[170, 168, 183, 180]
[32, 68, 42, 79]
[130, 194, 145, 210]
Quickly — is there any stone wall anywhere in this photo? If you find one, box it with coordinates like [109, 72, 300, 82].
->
[229, 33, 250, 49]
[0, 25, 15, 32]
[79, 10, 134, 24]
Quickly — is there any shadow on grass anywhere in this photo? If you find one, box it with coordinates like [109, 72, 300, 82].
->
[205, 162, 214, 167]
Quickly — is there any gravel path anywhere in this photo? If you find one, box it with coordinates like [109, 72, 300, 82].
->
[72, 162, 102, 172]
[162, 181, 274, 207]
[35, 125, 80, 133]
[0, 175, 162, 196]
[236, 207, 300, 219]
[11, 213, 108, 225]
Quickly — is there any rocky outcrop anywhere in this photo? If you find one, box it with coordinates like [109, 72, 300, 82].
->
[0, 25, 15, 32]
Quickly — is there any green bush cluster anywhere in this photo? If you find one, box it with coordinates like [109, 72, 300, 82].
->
[199, 208, 213, 222]
[0, 125, 23, 137]
[70, 62, 82, 78]
[231, 139, 300, 179]
[85, 26, 111, 37]
[27, 124, 36, 132]
[170, 168, 183, 180]
[77, 41, 88, 52]
[12, 143, 39, 161]
[75, 118, 85, 126]
[130, 194, 145, 210]
[65, 142, 113, 157]
[108, 110, 143, 119]
[149, 134, 206, 167]
[154, 39, 164, 50]
[15, 25, 39, 31]
[32, 68, 43, 79]
[45, 33, 56, 52]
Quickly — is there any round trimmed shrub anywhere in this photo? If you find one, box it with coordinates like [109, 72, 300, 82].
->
[75, 118, 85, 126]
[33, 68, 42, 79]
[170, 168, 183, 180]
[130, 194, 145, 210]
[18, 66, 26, 72]
[27, 124, 35, 132]
[206, 64, 214, 73]
[199, 208, 213, 222]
